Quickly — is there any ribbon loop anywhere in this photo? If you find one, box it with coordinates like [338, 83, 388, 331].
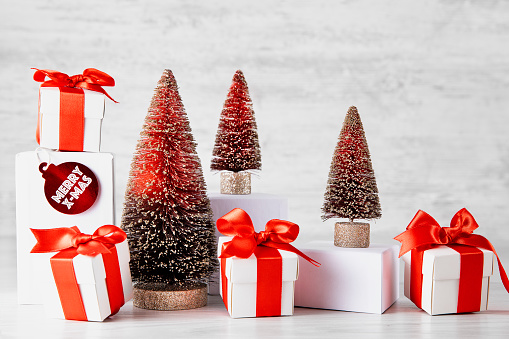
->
[217, 208, 320, 267]
[30, 225, 126, 256]
[394, 208, 509, 294]
[32, 68, 118, 103]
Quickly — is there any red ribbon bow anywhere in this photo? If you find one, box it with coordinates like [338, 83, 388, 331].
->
[218, 208, 320, 266]
[394, 208, 509, 293]
[32, 68, 117, 103]
[30, 225, 126, 256]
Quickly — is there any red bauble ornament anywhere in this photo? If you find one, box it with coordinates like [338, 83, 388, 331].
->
[39, 161, 99, 214]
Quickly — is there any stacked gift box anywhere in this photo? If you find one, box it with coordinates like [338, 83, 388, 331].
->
[15, 68, 133, 321]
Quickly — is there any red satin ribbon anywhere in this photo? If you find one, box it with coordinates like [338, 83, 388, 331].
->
[450, 244, 484, 312]
[31, 225, 126, 321]
[254, 246, 282, 316]
[218, 208, 319, 317]
[217, 208, 320, 267]
[31, 225, 126, 256]
[59, 87, 85, 151]
[395, 208, 509, 312]
[33, 68, 117, 150]
[32, 68, 117, 102]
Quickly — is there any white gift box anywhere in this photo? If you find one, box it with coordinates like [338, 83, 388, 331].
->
[294, 241, 399, 314]
[16, 150, 115, 304]
[402, 246, 494, 315]
[38, 87, 105, 152]
[208, 193, 288, 295]
[218, 237, 298, 318]
[42, 240, 133, 321]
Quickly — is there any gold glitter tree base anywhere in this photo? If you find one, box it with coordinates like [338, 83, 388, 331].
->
[220, 171, 251, 195]
[334, 222, 370, 248]
[133, 282, 208, 311]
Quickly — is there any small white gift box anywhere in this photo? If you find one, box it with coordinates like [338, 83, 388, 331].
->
[402, 245, 494, 315]
[42, 239, 133, 321]
[218, 237, 298, 318]
[37, 87, 105, 152]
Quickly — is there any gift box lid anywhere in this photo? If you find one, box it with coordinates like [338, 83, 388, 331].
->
[402, 246, 494, 280]
[218, 236, 298, 283]
[39, 87, 105, 119]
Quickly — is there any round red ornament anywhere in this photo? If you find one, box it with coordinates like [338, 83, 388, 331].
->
[39, 161, 99, 214]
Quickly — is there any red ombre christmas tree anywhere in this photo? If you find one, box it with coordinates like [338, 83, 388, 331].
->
[211, 70, 261, 194]
[322, 106, 381, 248]
[121, 70, 216, 310]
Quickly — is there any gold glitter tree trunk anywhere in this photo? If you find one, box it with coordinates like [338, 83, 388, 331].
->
[334, 222, 370, 248]
[220, 171, 251, 194]
[133, 282, 207, 311]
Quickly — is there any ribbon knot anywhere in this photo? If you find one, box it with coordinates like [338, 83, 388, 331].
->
[71, 233, 93, 248]
[32, 68, 118, 103]
[69, 74, 85, 87]
[441, 227, 459, 243]
[30, 225, 126, 256]
[255, 231, 270, 244]
[217, 208, 320, 266]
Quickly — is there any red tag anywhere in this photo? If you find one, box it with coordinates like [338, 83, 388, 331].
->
[39, 162, 99, 214]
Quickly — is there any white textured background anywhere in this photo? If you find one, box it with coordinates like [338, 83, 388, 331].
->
[1, 0, 509, 254]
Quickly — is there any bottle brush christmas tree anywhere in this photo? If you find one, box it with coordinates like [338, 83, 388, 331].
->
[121, 70, 217, 310]
[322, 106, 381, 248]
[211, 70, 261, 194]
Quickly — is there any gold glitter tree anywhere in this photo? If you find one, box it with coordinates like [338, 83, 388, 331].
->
[322, 106, 381, 248]
[211, 70, 261, 194]
[121, 70, 216, 310]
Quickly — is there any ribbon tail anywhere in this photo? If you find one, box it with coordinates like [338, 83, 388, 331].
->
[263, 242, 320, 267]
[79, 83, 118, 103]
[30, 227, 80, 253]
[495, 256, 509, 294]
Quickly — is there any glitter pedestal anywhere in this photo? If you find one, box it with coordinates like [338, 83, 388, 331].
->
[220, 171, 251, 195]
[133, 282, 207, 311]
[334, 222, 370, 248]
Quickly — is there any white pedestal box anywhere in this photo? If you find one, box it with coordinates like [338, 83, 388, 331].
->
[16, 151, 115, 304]
[294, 241, 399, 314]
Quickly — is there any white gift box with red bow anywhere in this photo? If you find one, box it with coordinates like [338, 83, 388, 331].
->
[218, 236, 298, 318]
[41, 239, 133, 321]
[402, 246, 494, 315]
[37, 87, 105, 152]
